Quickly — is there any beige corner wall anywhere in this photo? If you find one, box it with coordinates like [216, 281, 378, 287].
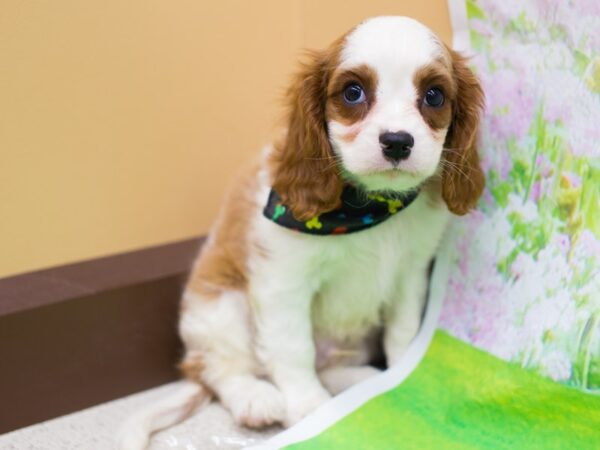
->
[0, 0, 451, 277]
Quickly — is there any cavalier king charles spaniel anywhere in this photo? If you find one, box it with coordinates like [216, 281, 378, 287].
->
[120, 16, 484, 449]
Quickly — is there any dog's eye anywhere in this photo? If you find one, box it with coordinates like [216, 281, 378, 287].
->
[343, 84, 366, 105]
[424, 87, 444, 107]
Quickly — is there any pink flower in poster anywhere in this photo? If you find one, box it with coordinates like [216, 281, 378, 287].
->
[562, 172, 582, 189]
[553, 233, 571, 257]
[535, 154, 552, 179]
[484, 69, 536, 141]
[530, 181, 541, 202]
[574, 230, 600, 260]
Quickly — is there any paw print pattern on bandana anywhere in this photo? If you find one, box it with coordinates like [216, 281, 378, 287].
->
[362, 214, 374, 225]
[368, 193, 404, 214]
[306, 216, 323, 230]
[386, 199, 404, 214]
[272, 204, 286, 220]
[368, 193, 387, 202]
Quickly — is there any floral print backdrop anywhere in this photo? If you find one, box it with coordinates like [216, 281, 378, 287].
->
[440, 0, 600, 392]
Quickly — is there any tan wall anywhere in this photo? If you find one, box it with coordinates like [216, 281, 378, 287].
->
[0, 0, 451, 277]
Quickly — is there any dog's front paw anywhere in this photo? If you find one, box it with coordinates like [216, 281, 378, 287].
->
[228, 379, 286, 428]
[284, 385, 331, 427]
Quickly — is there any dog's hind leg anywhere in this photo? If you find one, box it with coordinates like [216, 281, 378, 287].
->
[319, 365, 382, 395]
[180, 289, 286, 428]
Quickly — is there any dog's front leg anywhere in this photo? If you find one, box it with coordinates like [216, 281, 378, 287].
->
[383, 266, 429, 367]
[251, 281, 331, 427]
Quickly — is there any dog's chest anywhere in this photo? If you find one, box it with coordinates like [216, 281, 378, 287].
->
[252, 187, 449, 342]
[310, 198, 446, 339]
[312, 258, 396, 339]
[310, 229, 404, 338]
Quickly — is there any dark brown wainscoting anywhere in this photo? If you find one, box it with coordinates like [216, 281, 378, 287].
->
[0, 237, 204, 434]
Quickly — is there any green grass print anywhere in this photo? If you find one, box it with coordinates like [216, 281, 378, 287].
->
[286, 331, 600, 450]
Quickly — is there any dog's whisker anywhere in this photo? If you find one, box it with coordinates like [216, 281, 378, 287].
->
[439, 160, 477, 188]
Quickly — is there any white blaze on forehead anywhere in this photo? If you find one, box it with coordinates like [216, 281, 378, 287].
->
[334, 16, 446, 132]
[340, 16, 443, 81]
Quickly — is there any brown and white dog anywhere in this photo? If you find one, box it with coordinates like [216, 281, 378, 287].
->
[119, 16, 484, 449]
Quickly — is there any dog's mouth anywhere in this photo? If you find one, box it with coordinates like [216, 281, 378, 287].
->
[342, 167, 425, 194]
[379, 168, 405, 179]
[364, 166, 422, 179]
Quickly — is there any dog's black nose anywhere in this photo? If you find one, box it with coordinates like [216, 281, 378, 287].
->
[379, 131, 414, 163]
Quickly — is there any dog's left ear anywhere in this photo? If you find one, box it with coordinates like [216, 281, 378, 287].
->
[442, 49, 485, 216]
[269, 49, 344, 221]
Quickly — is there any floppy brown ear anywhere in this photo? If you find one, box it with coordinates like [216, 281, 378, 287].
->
[270, 50, 343, 221]
[442, 50, 485, 216]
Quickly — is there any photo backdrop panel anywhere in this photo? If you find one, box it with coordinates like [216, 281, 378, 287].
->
[440, 0, 600, 392]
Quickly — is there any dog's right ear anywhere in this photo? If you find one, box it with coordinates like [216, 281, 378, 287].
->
[270, 50, 344, 221]
[442, 49, 485, 216]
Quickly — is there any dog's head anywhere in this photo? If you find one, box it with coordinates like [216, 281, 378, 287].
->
[270, 16, 485, 220]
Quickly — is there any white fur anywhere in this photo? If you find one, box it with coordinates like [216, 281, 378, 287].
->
[179, 290, 287, 427]
[319, 366, 382, 395]
[119, 16, 455, 448]
[116, 381, 208, 450]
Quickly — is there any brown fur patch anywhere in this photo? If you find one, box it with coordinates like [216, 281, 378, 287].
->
[178, 354, 204, 383]
[340, 125, 361, 143]
[441, 48, 486, 215]
[268, 36, 349, 221]
[327, 64, 378, 126]
[184, 166, 260, 299]
[413, 60, 454, 131]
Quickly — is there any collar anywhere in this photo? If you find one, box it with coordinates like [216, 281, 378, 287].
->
[263, 184, 420, 236]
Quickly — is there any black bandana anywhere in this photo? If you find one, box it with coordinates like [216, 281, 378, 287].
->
[263, 184, 420, 236]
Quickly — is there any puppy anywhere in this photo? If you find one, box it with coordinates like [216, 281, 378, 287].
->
[119, 16, 484, 449]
